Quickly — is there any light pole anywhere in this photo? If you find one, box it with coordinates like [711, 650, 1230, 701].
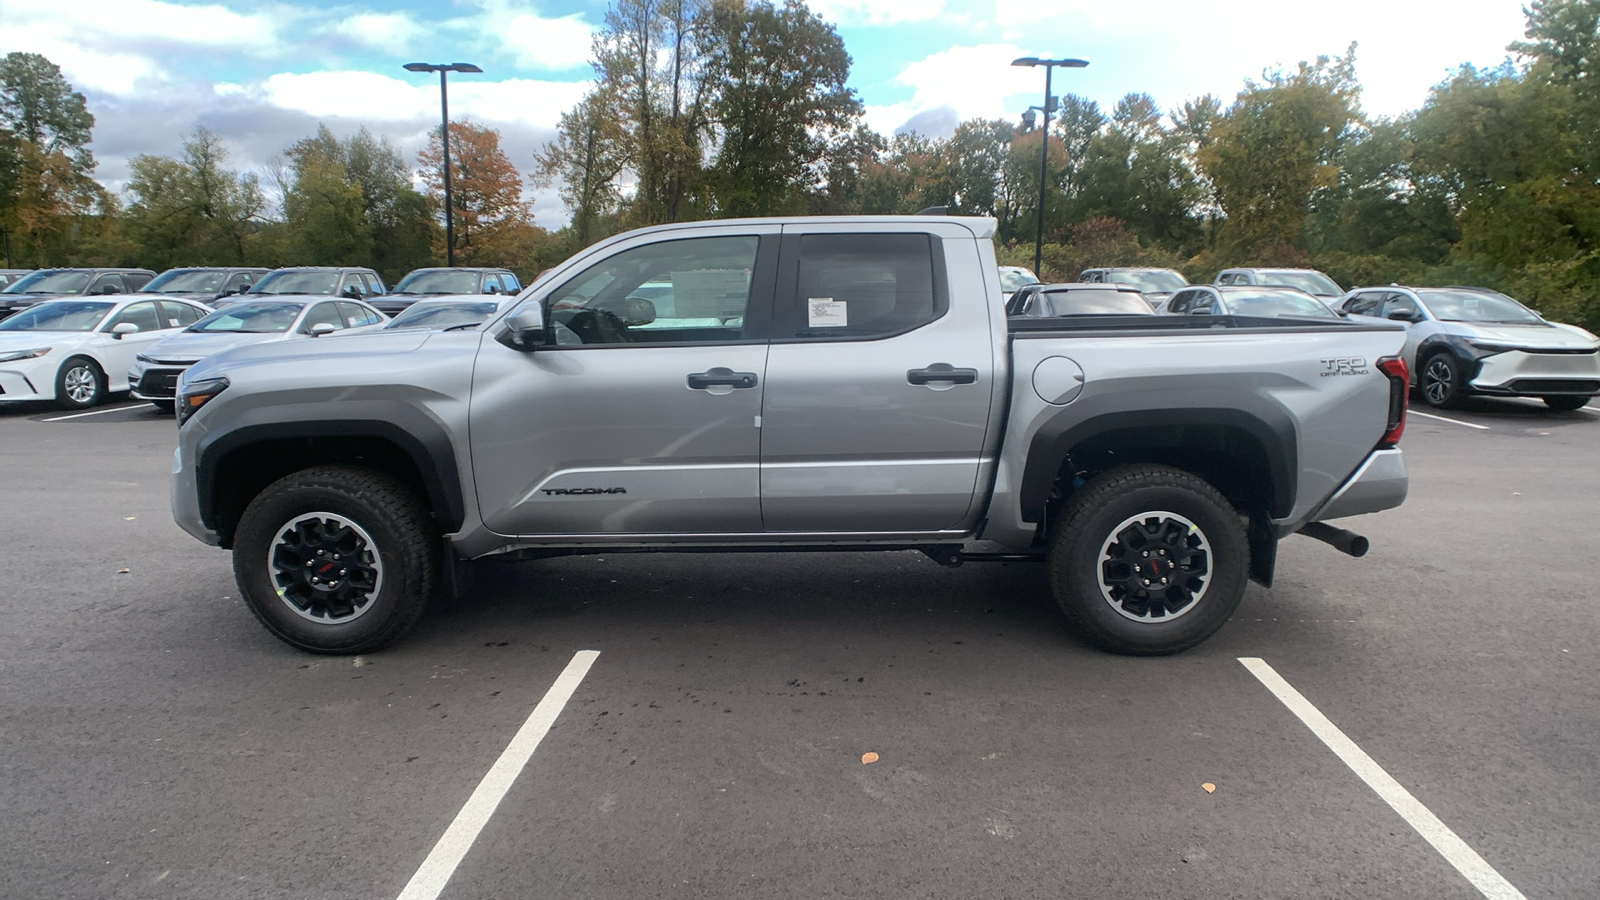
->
[403, 62, 482, 266]
[1011, 56, 1088, 278]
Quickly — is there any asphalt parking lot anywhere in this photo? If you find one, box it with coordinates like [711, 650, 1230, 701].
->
[1, 395, 1596, 899]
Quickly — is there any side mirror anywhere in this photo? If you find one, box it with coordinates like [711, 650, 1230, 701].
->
[309, 322, 338, 337]
[100, 284, 121, 295]
[342, 286, 363, 299]
[1387, 310, 1418, 322]
[112, 322, 139, 338]
[496, 304, 545, 352]
[485, 283, 501, 294]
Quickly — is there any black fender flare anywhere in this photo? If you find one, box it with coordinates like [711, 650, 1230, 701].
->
[1019, 401, 1298, 524]
[195, 400, 465, 535]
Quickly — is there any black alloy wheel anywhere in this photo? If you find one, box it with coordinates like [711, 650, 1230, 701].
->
[1419, 353, 1467, 409]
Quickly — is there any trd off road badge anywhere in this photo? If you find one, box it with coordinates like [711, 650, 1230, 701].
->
[1319, 357, 1369, 377]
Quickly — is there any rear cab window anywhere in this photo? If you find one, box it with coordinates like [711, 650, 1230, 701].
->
[777, 233, 944, 340]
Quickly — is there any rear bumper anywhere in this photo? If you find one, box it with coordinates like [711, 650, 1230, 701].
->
[1311, 449, 1408, 521]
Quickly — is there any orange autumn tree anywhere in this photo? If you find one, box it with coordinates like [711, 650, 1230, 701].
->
[416, 119, 545, 271]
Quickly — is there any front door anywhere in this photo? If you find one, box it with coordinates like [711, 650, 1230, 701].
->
[758, 226, 997, 534]
[470, 227, 778, 536]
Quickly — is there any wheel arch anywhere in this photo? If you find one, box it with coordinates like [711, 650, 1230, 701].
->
[196, 405, 464, 548]
[1019, 407, 1296, 586]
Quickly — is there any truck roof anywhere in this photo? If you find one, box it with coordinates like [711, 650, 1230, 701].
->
[609, 215, 999, 241]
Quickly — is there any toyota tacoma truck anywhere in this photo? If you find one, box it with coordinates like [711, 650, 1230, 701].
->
[170, 216, 1410, 656]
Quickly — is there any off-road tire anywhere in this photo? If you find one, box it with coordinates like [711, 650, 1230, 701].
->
[1418, 352, 1467, 409]
[55, 356, 105, 410]
[1046, 464, 1249, 655]
[232, 465, 439, 654]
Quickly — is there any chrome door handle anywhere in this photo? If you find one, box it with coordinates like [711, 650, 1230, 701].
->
[907, 364, 978, 386]
[687, 368, 758, 390]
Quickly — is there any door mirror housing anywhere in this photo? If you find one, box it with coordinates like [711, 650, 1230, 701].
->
[1387, 309, 1419, 322]
[309, 322, 338, 337]
[496, 304, 546, 352]
[111, 322, 139, 338]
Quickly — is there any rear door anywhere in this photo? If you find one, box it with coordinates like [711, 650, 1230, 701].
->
[758, 225, 996, 534]
[470, 225, 779, 536]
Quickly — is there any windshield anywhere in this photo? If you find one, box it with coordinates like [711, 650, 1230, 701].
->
[1223, 289, 1336, 317]
[393, 271, 482, 295]
[385, 301, 500, 330]
[1418, 289, 1541, 323]
[1258, 270, 1342, 296]
[1042, 289, 1152, 315]
[1107, 270, 1187, 293]
[190, 301, 303, 333]
[0, 300, 115, 331]
[2, 270, 91, 294]
[249, 271, 340, 295]
[143, 270, 225, 293]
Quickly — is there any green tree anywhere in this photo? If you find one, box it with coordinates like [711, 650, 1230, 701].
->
[419, 120, 546, 273]
[1198, 46, 1363, 260]
[0, 52, 107, 266]
[534, 87, 631, 247]
[700, 0, 860, 216]
[121, 128, 264, 267]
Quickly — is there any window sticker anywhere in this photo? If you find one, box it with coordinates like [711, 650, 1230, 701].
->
[807, 297, 848, 327]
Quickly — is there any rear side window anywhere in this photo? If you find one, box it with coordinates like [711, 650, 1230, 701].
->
[500, 271, 521, 291]
[303, 302, 346, 332]
[159, 300, 205, 328]
[107, 300, 161, 332]
[361, 272, 385, 294]
[1344, 292, 1383, 316]
[337, 301, 382, 327]
[783, 233, 941, 339]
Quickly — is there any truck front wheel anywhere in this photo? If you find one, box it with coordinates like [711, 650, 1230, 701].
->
[1047, 465, 1249, 655]
[232, 466, 440, 654]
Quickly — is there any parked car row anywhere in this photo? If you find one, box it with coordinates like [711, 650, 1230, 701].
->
[1007, 265, 1600, 412]
[0, 264, 523, 411]
[0, 265, 523, 321]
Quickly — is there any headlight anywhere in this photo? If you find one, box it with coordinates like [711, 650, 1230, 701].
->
[176, 376, 229, 425]
[0, 347, 50, 363]
[1466, 341, 1517, 356]
[135, 353, 156, 364]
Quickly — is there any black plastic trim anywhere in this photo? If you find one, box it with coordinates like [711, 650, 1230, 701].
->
[195, 403, 465, 535]
[1019, 405, 1298, 523]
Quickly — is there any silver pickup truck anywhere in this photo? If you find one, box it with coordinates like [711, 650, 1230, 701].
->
[170, 216, 1410, 656]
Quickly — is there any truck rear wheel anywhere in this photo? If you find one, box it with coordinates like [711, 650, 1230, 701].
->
[232, 466, 439, 654]
[1046, 465, 1249, 655]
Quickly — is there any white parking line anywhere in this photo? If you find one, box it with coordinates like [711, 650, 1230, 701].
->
[1239, 658, 1525, 900]
[1409, 410, 1490, 431]
[396, 649, 600, 900]
[40, 403, 148, 422]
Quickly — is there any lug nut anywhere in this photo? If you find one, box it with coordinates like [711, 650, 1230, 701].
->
[1141, 551, 1149, 558]
[316, 550, 325, 557]
[305, 561, 313, 568]
[340, 569, 347, 576]
[1142, 579, 1151, 586]
[333, 554, 340, 560]
[311, 577, 319, 584]
[1161, 577, 1168, 584]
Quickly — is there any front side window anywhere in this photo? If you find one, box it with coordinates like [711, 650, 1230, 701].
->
[1190, 291, 1218, 313]
[90, 274, 127, 295]
[106, 301, 161, 332]
[784, 233, 939, 339]
[544, 235, 760, 346]
[1380, 292, 1421, 319]
[224, 272, 256, 292]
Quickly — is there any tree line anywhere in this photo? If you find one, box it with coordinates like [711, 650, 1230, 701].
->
[2, 0, 1598, 330]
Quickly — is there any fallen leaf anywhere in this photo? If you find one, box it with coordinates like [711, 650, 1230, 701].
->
[1202, 782, 1216, 794]
[118, 568, 131, 574]
[123, 516, 136, 521]
[861, 752, 879, 765]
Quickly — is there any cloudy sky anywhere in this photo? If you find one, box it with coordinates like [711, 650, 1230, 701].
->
[1, 0, 1530, 225]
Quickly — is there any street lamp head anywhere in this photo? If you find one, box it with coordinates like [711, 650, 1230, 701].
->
[1020, 109, 1038, 130]
[403, 62, 435, 72]
[1054, 58, 1090, 68]
[403, 62, 483, 74]
[447, 63, 483, 73]
[1011, 57, 1040, 67]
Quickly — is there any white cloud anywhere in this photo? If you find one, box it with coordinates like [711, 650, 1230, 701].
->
[503, 13, 598, 70]
[866, 43, 1044, 134]
[333, 12, 425, 51]
[807, 0, 945, 27]
[262, 71, 591, 130]
[2, 0, 281, 48]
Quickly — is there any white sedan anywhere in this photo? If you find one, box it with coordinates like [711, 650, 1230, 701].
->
[0, 296, 212, 409]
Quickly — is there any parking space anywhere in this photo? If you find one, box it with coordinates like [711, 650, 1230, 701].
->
[2, 399, 1597, 898]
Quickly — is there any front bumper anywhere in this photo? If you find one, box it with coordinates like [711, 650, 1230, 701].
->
[171, 443, 221, 546]
[1470, 349, 1600, 397]
[1311, 449, 1409, 521]
[129, 363, 193, 400]
[0, 358, 57, 401]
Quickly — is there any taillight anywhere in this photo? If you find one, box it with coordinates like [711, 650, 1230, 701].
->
[1376, 356, 1407, 448]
